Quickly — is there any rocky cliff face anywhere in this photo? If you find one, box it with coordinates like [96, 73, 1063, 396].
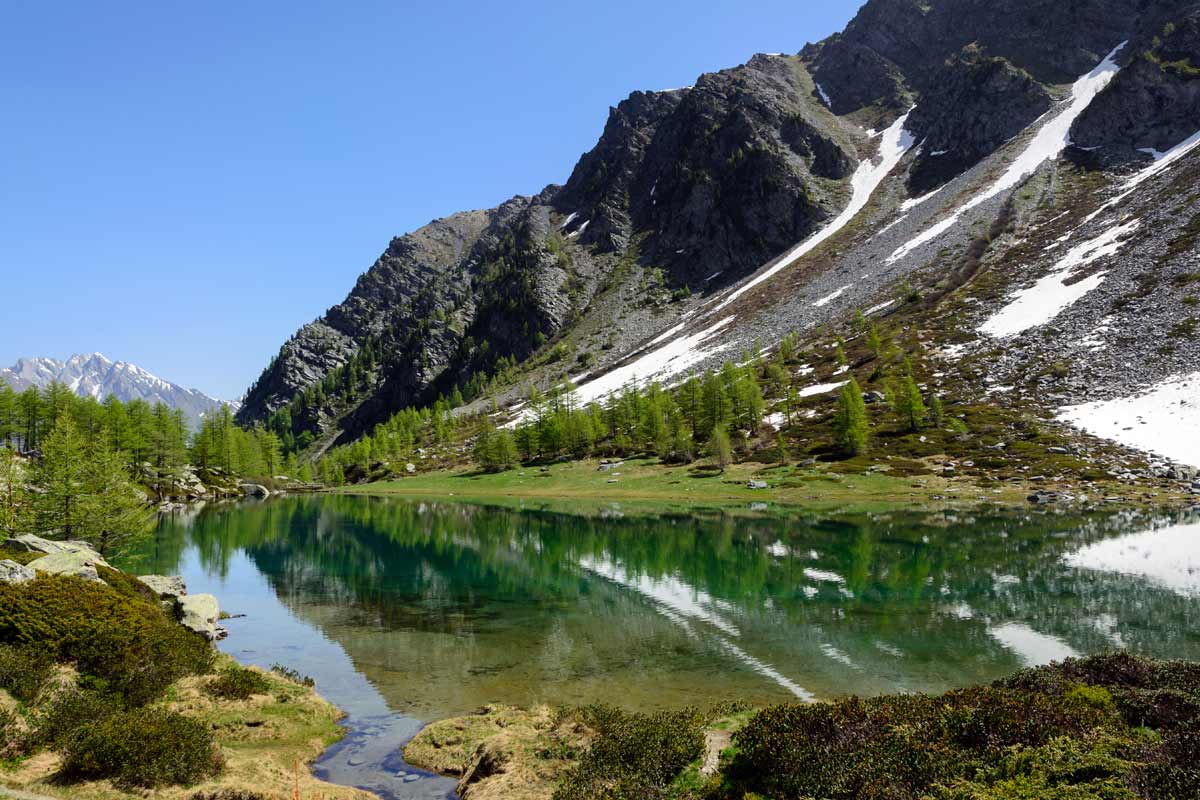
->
[1071, 11, 1200, 166]
[242, 0, 1200, 462]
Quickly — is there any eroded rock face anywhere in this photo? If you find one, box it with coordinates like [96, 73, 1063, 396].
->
[906, 49, 1053, 194]
[1071, 11, 1200, 166]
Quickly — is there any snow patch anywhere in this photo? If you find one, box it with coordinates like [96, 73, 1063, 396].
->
[814, 285, 850, 307]
[797, 381, 849, 398]
[814, 82, 832, 108]
[888, 42, 1127, 264]
[978, 219, 1140, 337]
[1058, 372, 1200, 468]
[710, 111, 915, 315]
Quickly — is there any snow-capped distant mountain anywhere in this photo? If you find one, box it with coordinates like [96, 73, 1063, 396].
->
[0, 353, 234, 430]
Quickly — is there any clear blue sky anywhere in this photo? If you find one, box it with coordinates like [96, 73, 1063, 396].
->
[1, 0, 861, 400]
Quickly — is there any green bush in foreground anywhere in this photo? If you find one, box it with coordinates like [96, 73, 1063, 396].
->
[0, 644, 53, 702]
[712, 654, 1200, 800]
[204, 665, 271, 701]
[554, 705, 705, 800]
[59, 707, 223, 788]
[0, 575, 214, 706]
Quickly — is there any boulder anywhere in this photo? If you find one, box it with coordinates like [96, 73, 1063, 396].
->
[3, 534, 98, 556]
[239, 483, 270, 498]
[178, 593, 221, 640]
[139, 574, 187, 599]
[29, 550, 110, 583]
[747, 480, 769, 490]
[0, 560, 35, 585]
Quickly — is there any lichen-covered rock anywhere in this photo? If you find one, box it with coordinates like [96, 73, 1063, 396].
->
[139, 574, 187, 599]
[3, 534, 97, 555]
[0, 559, 35, 585]
[29, 550, 110, 583]
[178, 593, 221, 640]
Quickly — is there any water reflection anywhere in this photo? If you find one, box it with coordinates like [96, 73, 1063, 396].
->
[121, 498, 1200, 721]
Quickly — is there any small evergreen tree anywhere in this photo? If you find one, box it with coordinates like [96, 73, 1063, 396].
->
[708, 426, 733, 472]
[832, 378, 868, 457]
[928, 392, 945, 426]
[76, 435, 154, 557]
[33, 415, 87, 537]
[892, 376, 927, 432]
[0, 447, 28, 536]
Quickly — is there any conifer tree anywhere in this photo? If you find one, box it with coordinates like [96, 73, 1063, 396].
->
[833, 378, 868, 457]
[892, 375, 927, 432]
[33, 415, 87, 537]
[76, 434, 154, 557]
[0, 446, 28, 536]
[708, 426, 733, 472]
[928, 392, 945, 426]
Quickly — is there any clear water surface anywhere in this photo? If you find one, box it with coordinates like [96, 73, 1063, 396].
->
[116, 496, 1200, 799]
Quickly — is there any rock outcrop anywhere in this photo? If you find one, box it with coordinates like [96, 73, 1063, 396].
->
[1071, 11, 1200, 166]
[0, 560, 35, 585]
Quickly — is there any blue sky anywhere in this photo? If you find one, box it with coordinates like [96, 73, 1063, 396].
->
[1, 1, 861, 400]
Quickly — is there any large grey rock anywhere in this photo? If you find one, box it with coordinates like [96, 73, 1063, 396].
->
[138, 574, 187, 599]
[29, 550, 110, 583]
[3, 534, 98, 556]
[239, 482, 270, 497]
[0, 560, 35, 585]
[178, 593, 221, 640]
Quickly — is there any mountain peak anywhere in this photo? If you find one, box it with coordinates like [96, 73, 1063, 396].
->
[0, 354, 232, 430]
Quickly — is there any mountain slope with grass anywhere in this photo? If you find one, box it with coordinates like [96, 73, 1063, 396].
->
[242, 0, 1200, 479]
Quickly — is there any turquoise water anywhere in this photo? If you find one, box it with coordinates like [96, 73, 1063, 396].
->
[120, 496, 1200, 798]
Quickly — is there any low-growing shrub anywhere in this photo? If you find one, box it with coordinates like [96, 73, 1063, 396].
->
[59, 707, 223, 788]
[204, 665, 271, 701]
[0, 575, 214, 706]
[715, 655, 1200, 800]
[0, 644, 53, 702]
[270, 664, 314, 687]
[0, 705, 24, 758]
[32, 688, 123, 750]
[554, 705, 705, 800]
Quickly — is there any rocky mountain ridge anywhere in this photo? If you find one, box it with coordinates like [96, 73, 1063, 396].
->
[1, 353, 232, 430]
[240, 0, 1200, 468]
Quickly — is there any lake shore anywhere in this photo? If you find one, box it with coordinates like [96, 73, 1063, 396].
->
[339, 456, 1196, 515]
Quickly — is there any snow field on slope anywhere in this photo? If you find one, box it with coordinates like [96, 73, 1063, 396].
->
[1057, 372, 1200, 468]
[887, 42, 1127, 264]
[977, 218, 1141, 337]
[555, 113, 916, 411]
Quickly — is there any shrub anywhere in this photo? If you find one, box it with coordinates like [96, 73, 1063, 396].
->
[554, 705, 705, 800]
[59, 707, 223, 788]
[0, 705, 24, 758]
[31, 688, 123, 750]
[0, 644, 53, 702]
[204, 665, 271, 701]
[0, 575, 214, 706]
[270, 664, 314, 687]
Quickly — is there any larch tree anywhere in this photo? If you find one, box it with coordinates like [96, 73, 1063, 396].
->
[33, 415, 87, 537]
[833, 378, 869, 457]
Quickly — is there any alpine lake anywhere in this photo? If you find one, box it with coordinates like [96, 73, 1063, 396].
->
[115, 495, 1200, 800]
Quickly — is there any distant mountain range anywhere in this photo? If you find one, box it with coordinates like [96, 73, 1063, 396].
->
[1, 353, 233, 430]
